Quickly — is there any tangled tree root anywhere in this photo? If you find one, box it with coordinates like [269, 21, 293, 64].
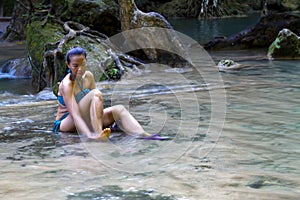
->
[40, 21, 144, 93]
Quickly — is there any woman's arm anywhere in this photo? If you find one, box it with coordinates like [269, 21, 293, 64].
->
[62, 80, 92, 136]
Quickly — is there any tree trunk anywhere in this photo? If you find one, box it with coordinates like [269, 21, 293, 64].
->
[118, 0, 136, 31]
[0, 0, 3, 17]
[118, 0, 183, 61]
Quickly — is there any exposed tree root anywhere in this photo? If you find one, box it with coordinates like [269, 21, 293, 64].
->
[42, 20, 144, 92]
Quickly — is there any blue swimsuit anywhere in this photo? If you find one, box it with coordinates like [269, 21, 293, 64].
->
[53, 75, 91, 133]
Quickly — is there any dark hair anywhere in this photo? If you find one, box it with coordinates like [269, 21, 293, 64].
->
[66, 46, 87, 64]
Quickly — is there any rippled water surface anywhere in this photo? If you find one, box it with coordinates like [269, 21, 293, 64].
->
[1, 22, 300, 199]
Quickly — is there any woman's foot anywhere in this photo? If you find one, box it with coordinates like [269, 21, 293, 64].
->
[140, 132, 152, 137]
[98, 128, 111, 141]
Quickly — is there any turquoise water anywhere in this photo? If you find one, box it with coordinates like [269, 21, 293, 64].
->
[169, 13, 261, 44]
[0, 15, 299, 199]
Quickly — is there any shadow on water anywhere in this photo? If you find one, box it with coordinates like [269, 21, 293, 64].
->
[67, 185, 175, 200]
[169, 13, 261, 44]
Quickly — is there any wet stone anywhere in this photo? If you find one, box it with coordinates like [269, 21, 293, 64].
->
[247, 176, 296, 189]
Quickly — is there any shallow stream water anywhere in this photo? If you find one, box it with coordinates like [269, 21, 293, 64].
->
[0, 15, 299, 199]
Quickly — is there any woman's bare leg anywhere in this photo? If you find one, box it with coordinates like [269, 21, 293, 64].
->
[103, 105, 151, 137]
[60, 114, 76, 132]
[90, 92, 102, 133]
[78, 89, 110, 139]
[89, 91, 110, 139]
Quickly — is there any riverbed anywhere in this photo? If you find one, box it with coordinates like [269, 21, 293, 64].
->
[0, 15, 299, 199]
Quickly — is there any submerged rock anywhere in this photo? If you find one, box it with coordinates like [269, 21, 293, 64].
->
[67, 185, 175, 200]
[217, 59, 242, 72]
[268, 28, 300, 59]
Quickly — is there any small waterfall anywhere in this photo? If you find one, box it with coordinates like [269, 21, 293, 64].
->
[0, 58, 31, 79]
[199, 0, 219, 18]
[213, 0, 218, 7]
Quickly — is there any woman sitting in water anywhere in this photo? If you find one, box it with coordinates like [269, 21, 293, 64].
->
[53, 46, 155, 140]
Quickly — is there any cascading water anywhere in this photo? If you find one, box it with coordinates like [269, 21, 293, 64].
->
[0, 58, 31, 79]
[213, 0, 218, 7]
[200, 0, 219, 18]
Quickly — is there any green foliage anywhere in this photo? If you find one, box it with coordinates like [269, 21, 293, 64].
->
[107, 68, 120, 79]
[35, 3, 51, 10]
[99, 62, 121, 81]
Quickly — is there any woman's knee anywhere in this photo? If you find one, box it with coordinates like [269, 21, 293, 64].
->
[107, 105, 127, 118]
[92, 89, 103, 102]
[113, 105, 126, 113]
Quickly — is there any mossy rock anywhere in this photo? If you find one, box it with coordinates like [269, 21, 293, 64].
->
[26, 21, 115, 95]
[268, 28, 300, 59]
[26, 21, 65, 90]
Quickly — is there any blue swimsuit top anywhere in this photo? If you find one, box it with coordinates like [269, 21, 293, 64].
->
[57, 71, 91, 106]
[57, 88, 91, 106]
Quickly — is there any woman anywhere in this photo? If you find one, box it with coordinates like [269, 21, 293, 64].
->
[53, 46, 153, 140]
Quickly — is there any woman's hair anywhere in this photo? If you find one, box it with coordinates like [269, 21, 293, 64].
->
[66, 46, 87, 64]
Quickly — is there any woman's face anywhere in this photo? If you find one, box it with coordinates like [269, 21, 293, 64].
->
[67, 54, 87, 78]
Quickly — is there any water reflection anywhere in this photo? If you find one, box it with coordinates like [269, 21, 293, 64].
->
[169, 13, 261, 44]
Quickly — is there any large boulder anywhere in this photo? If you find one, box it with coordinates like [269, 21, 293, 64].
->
[26, 21, 64, 91]
[24, 0, 186, 94]
[268, 29, 300, 59]
[26, 20, 149, 95]
[204, 13, 300, 50]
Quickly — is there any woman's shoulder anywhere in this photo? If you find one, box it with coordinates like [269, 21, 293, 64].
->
[59, 74, 72, 94]
[85, 71, 94, 77]
[61, 74, 72, 85]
